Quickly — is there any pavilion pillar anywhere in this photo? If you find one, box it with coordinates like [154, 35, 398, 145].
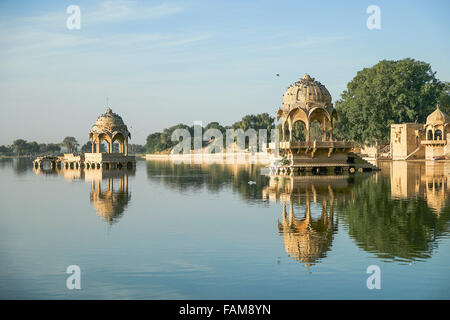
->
[125, 139, 128, 156]
[91, 140, 95, 153]
[322, 120, 327, 142]
[288, 118, 293, 142]
[305, 120, 310, 142]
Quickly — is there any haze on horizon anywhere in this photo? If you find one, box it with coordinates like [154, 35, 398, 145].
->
[0, 0, 449, 146]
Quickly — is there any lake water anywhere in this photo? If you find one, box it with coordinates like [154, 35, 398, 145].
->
[0, 158, 449, 299]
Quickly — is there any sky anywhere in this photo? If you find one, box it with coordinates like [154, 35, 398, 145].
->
[0, 0, 449, 145]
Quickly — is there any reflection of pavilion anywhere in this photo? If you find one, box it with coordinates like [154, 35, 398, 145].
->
[86, 169, 133, 225]
[263, 175, 356, 266]
[33, 167, 135, 225]
[390, 161, 449, 215]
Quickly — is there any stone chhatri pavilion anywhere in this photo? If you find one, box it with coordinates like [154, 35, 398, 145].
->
[267, 74, 377, 175]
[278, 74, 337, 142]
[85, 108, 136, 169]
[34, 108, 135, 170]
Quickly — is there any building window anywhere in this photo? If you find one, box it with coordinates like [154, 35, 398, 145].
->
[427, 130, 433, 140]
[434, 130, 442, 140]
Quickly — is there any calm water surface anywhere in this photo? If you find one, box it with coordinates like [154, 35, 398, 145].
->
[0, 159, 449, 299]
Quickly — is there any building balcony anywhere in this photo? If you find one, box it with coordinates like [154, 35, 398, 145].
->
[421, 140, 447, 146]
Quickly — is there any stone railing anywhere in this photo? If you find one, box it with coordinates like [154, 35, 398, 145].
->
[269, 141, 354, 149]
[421, 140, 447, 146]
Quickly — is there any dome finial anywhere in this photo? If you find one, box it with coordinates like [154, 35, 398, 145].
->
[106, 107, 112, 114]
[302, 74, 312, 81]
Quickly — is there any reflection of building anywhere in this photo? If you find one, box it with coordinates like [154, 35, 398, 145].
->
[267, 74, 377, 175]
[263, 175, 356, 266]
[390, 161, 425, 199]
[423, 162, 449, 215]
[390, 161, 449, 215]
[87, 169, 133, 225]
[33, 166, 135, 225]
[391, 105, 450, 160]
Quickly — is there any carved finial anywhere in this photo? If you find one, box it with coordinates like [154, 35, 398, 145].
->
[106, 108, 112, 114]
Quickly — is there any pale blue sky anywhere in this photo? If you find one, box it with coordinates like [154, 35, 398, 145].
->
[0, 0, 449, 145]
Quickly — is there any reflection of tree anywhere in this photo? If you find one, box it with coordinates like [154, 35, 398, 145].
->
[337, 175, 450, 262]
[146, 161, 269, 202]
[13, 158, 33, 175]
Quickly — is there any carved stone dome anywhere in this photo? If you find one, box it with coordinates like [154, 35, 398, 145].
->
[90, 108, 131, 139]
[426, 105, 450, 125]
[282, 74, 333, 113]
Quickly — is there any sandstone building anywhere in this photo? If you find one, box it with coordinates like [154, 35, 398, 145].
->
[391, 105, 450, 160]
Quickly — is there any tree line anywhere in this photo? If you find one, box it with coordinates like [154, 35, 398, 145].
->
[146, 113, 275, 154]
[0, 136, 146, 157]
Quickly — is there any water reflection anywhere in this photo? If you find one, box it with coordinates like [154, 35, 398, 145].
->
[146, 160, 269, 202]
[86, 170, 132, 225]
[338, 161, 450, 263]
[263, 175, 364, 267]
[33, 166, 135, 225]
[29, 159, 450, 264]
[389, 161, 449, 215]
[0, 158, 33, 175]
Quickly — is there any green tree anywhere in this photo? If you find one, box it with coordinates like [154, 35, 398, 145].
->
[13, 139, 28, 156]
[0, 145, 14, 155]
[80, 141, 92, 153]
[231, 113, 275, 148]
[335, 58, 444, 145]
[438, 81, 450, 114]
[61, 136, 79, 153]
[46, 143, 61, 154]
[27, 141, 40, 155]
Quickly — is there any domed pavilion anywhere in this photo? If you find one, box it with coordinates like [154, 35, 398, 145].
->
[89, 108, 131, 155]
[268, 74, 377, 175]
[421, 105, 450, 160]
[84, 108, 136, 169]
[278, 74, 337, 142]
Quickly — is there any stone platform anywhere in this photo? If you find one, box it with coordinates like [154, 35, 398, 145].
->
[267, 141, 379, 176]
[33, 153, 135, 170]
